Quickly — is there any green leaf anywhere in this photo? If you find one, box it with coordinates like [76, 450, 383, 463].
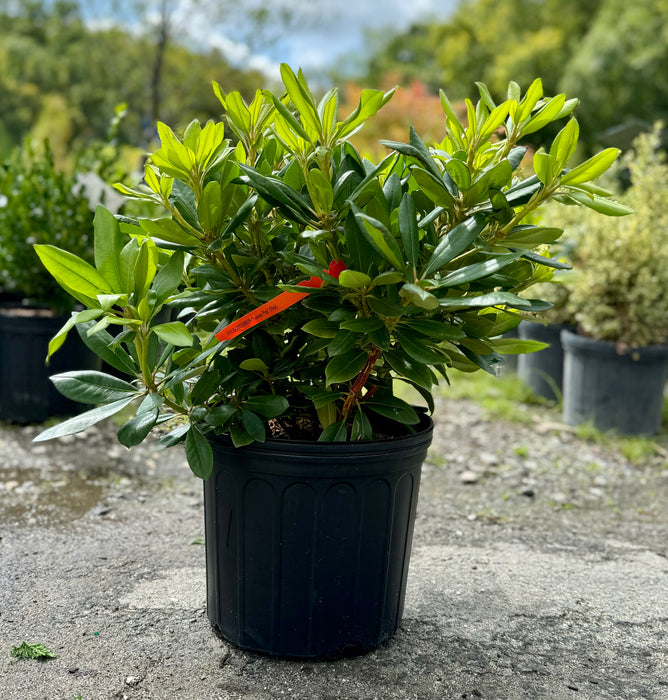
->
[153, 322, 193, 347]
[302, 319, 340, 338]
[50, 370, 138, 404]
[138, 218, 199, 247]
[318, 420, 348, 442]
[34, 245, 111, 307]
[351, 408, 373, 441]
[94, 206, 124, 293]
[549, 118, 579, 169]
[118, 409, 159, 447]
[47, 309, 103, 359]
[335, 87, 395, 140]
[364, 391, 420, 424]
[75, 323, 137, 376]
[434, 252, 522, 288]
[404, 319, 466, 341]
[438, 291, 532, 309]
[491, 338, 549, 354]
[399, 283, 439, 310]
[33, 397, 136, 442]
[338, 269, 373, 289]
[422, 215, 486, 277]
[444, 159, 471, 192]
[560, 148, 621, 186]
[339, 317, 384, 332]
[325, 348, 368, 386]
[504, 226, 563, 247]
[522, 94, 566, 135]
[279, 63, 321, 138]
[306, 168, 334, 215]
[412, 167, 455, 209]
[185, 425, 214, 479]
[240, 409, 266, 442]
[398, 193, 419, 269]
[239, 358, 269, 372]
[563, 190, 633, 216]
[394, 330, 448, 365]
[243, 395, 289, 418]
[533, 150, 558, 185]
[204, 404, 237, 427]
[152, 250, 184, 304]
[352, 207, 404, 270]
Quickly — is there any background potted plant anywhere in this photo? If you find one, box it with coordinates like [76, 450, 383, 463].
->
[0, 139, 113, 423]
[33, 66, 628, 657]
[559, 124, 668, 435]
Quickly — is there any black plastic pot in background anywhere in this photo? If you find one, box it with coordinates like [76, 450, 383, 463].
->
[561, 329, 668, 436]
[0, 308, 102, 424]
[499, 326, 519, 375]
[518, 322, 571, 402]
[203, 414, 434, 659]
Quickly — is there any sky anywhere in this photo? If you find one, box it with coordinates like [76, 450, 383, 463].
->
[77, 0, 460, 80]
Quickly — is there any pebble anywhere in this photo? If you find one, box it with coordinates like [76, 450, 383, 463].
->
[459, 470, 480, 484]
[125, 676, 141, 686]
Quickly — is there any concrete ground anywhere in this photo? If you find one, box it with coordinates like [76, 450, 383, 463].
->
[1, 396, 667, 700]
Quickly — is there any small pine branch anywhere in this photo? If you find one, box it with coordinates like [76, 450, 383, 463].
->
[10, 642, 57, 660]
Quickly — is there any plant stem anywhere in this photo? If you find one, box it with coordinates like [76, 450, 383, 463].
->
[339, 346, 380, 421]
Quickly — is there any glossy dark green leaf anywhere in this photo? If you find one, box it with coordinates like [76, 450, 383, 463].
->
[339, 318, 384, 332]
[364, 391, 420, 424]
[422, 215, 486, 277]
[325, 348, 368, 386]
[118, 409, 159, 447]
[351, 408, 373, 440]
[185, 425, 214, 479]
[243, 395, 289, 418]
[51, 370, 137, 404]
[434, 252, 522, 288]
[33, 397, 136, 442]
[240, 409, 266, 442]
[318, 420, 348, 442]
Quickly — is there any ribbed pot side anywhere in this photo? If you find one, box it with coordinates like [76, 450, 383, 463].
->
[561, 329, 668, 436]
[202, 414, 433, 659]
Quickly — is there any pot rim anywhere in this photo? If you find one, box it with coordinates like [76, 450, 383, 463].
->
[561, 328, 668, 358]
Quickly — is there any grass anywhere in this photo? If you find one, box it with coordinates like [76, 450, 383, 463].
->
[436, 368, 668, 467]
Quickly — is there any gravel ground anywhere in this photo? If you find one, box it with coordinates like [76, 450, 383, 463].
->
[0, 393, 667, 700]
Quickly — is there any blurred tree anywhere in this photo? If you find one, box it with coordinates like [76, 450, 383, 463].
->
[558, 0, 668, 149]
[0, 0, 280, 157]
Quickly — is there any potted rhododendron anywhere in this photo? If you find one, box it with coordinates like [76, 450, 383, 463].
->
[34, 66, 629, 658]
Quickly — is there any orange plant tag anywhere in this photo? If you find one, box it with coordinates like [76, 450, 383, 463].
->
[215, 260, 346, 342]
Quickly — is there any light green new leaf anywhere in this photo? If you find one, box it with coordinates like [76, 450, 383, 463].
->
[153, 321, 194, 347]
[152, 250, 185, 305]
[306, 168, 334, 215]
[93, 206, 124, 293]
[399, 283, 439, 310]
[564, 190, 633, 216]
[549, 118, 579, 169]
[34, 244, 112, 308]
[491, 338, 549, 354]
[47, 308, 103, 359]
[338, 269, 373, 288]
[560, 148, 621, 186]
[33, 397, 136, 442]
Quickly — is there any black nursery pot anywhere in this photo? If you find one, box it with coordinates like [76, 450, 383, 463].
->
[0, 308, 101, 424]
[517, 322, 571, 401]
[561, 329, 668, 435]
[203, 414, 434, 659]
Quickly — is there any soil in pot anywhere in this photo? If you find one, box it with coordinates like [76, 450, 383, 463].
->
[561, 329, 668, 436]
[203, 413, 433, 659]
[0, 305, 102, 424]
